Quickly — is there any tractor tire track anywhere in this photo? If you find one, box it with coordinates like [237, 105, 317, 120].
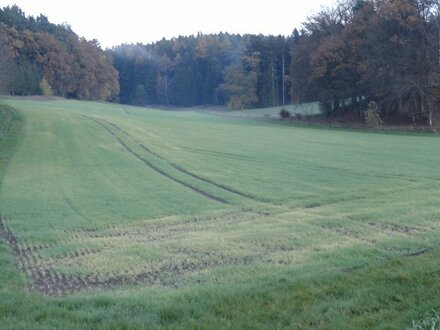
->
[51, 253, 264, 295]
[0, 215, 27, 273]
[122, 106, 131, 115]
[86, 116, 230, 205]
[138, 142, 259, 200]
[0, 215, 61, 294]
[1, 214, 278, 295]
[100, 118, 262, 202]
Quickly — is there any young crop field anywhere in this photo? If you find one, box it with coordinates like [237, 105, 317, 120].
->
[0, 99, 440, 329]
[210, 102, 322, 119]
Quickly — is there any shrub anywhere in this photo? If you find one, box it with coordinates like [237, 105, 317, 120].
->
[39, 78, 53, 97]
[364, 101, 383, 128]
[279, 108, 291, 119]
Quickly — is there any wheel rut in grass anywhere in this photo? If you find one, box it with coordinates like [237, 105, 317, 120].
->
[86, 116, 230, 205]
[122, 106, 131, 115]
[0, 211, 298, 296]
[142, 144, 259, 200]
[309, 219, 431, 257]
[99, 117, 263, 203]
[366, 221, 424, 235]
[0, 215, 66, 295]
[1, 207, 435, 296]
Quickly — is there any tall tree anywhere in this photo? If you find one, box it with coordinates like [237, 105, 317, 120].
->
[0, 23, 17, 94]
[219, 52, 260, 109]
[290, 0, 440, 124]
[0, 5, 119, 101]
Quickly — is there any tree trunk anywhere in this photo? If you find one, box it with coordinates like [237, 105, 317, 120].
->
[282, 53, 285, 106]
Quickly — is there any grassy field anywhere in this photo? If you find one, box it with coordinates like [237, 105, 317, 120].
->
[0, 99, 440, 329]
[211, 102, 322, 119]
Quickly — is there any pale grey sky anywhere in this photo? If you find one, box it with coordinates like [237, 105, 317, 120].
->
[1, 0, 336, 48]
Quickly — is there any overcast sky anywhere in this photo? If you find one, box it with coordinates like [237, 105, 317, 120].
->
[1, 0, 336, 48]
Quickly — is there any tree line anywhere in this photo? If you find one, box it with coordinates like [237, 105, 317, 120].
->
[109, 34, 291, 109]
[109, 0, 440, 124]
[0, 5, 119, 100]
[2, 1, 440, 125]
[292, 0, 440, 125]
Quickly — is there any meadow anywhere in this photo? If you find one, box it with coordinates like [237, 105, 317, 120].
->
[0, 99, 440, 329]
[209, 102, 322, 119]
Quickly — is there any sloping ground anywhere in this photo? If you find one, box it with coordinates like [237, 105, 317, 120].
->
[0, 99, 440, 329]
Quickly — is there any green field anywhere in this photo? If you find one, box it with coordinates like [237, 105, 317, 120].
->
[210, 102, 321, 119]
[0, 99, 440, 329]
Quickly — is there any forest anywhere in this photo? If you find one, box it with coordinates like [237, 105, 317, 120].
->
[110, 34, 290, 109]
[1, 0, 440, 124]
[291, 0, 440, 126]
[0, 5, 119, 101]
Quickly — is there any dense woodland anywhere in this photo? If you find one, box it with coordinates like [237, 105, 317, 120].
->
[2, 1, 440, 124]
[0, 5, 119, 100]
[110, 35, 291, 109]
[292, 0, 440, 125]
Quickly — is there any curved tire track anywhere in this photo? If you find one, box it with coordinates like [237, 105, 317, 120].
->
[100, 118, 262, 202]
[86, 116, 230, 205]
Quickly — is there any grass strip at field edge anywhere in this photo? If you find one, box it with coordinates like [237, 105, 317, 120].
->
[0, 104, 25, 192]
[0, 103, 28, 291]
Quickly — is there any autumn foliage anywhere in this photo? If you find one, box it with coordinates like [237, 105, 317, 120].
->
[2, 1, 440, 125]
[0, 5, 119, 101]
[111, 34, 290, 109]
[291, 0, 440, 125]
